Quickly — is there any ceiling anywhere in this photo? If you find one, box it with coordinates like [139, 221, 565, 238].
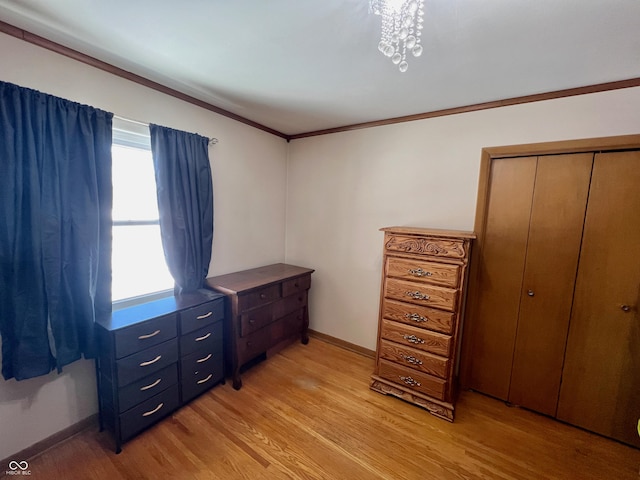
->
[1, 0, 639, 137]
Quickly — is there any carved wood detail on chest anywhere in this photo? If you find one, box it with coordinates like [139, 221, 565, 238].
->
[385, 235, 467, 258]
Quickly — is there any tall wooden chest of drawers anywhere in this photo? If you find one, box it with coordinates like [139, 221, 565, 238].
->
[370, 227, 475, 420]
[206, 263, 314, 390]
[96, 290, 225, 452]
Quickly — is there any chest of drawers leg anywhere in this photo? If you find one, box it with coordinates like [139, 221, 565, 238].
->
[371, 227, 474, 421]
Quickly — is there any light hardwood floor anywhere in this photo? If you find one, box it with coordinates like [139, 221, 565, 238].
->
[8, 339, 640, 479]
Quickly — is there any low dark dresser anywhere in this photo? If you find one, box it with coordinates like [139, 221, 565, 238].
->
[206, 263, 314, 390]
[96, 290, 225, 452]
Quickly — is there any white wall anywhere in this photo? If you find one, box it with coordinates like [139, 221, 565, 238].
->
[0, 32, 288, 460]
[285, 87, 640, 351]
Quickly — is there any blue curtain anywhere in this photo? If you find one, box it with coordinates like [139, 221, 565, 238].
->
[0, 81, 113, 381]
[149, 124, 213, 294]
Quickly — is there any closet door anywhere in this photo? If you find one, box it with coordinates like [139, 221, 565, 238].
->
[557, 151, 640, 448]
[507, 154, 592, 416]
[467, 153, 592, 408]
[466, 157, 536, 399]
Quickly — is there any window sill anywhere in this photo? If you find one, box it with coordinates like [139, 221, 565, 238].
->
[112, 289, 174, 311]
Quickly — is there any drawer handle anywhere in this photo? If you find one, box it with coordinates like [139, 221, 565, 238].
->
[621, 304, 632, 312]
[404, 313, 427, 323]
[408, 268, 433, 277]
[140, 378, 162, 391]
[197, 353, 213, 363]
[197, 373, 213, 385]
[197, 311, 213, 320]
[402, 355, 423, 366]
[403, 334, 425, 345]
[399, 376, 421, 387]
[195, 332, 212, 342]
[142, 402, 164, 417]
[405, 291, 430, 301]
[138, 329, 161, 340]
[139, 355, 162, 367]
[249, 319, 255, 325]
[260, 293, 267, 299]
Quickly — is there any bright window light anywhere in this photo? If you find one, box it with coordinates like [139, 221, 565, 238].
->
[111, 142, 174, 302]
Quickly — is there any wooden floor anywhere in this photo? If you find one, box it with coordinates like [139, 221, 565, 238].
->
[13, 339, 640, 479]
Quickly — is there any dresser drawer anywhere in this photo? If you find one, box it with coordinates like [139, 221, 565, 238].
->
[118, 363, 178, 413]
[282, 274, 311, 297]
[385, 278, 457, 311]
[180, 299, 224, 335]
[380, 319, 451, 357]
[180, 321, 223, 357]
[381, 299, 455, 334]
[386, 257, 460, 288]
[240, 304, 276, 337]
[119, 383, 180, 442]
[276, 291, 307, 318]
[385, 234, 467, 259]
[238, 284, 281, 312]
[180, 343, 223, 378]
[378, 359, 447, 401]
[117, 340, 179, 387]
[379, 339, 449, 379]
[241, 291, 307, 337]
[181, 360, 224, 404]
[114, 314, 177, 359]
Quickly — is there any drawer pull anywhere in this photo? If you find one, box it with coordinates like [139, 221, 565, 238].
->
[400, 376, 421, 387]
[621, 304, 632, 312]
[403, 334, 425, 345]
[138, 329, 161, 340]
[404, 313, 427, 323]
[197, 353, 213, 363]
[260, 293, 267, 299]
[140, 378, 162, 391]
[408, 268, 433, 277]
[196, 311, 213, 320]
[142, 402, 164, 417]
[195, 332, 212, 342]
[197, 373, 213, 385]
[139, 355, 162, 367]
[405, 291, 430, 301]
[402, 355, 423, 366]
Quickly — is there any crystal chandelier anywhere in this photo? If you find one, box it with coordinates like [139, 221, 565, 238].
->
[370, 0, 425, 72]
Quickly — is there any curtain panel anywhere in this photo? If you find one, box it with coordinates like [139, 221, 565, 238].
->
[149, 124, 213, 294]
[0, 81, 113, 381]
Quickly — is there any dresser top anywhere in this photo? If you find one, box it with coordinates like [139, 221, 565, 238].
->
[381, 226, 476, 239]
[97, 290, 225, 331]
[206, 263, 314, 294]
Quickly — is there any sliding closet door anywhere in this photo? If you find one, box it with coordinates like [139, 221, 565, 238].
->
[557, 150, 640, 447]
[467, 157, 536, 399]
[507, 154, 592, 416]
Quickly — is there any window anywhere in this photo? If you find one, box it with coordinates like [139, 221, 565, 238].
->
[111, 118, 174, 303]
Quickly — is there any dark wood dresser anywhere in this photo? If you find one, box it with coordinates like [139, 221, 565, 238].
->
[371, 227, 474, 421]
[96, 290, 225, 452]
[206, 263, 314, 390]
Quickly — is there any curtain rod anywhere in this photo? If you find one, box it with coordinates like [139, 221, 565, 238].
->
[113, 114, 219, 145]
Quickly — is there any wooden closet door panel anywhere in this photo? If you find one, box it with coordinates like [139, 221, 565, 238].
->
[557, 150, 640, 447]
[467, 157, 536, 399]
[508, 153, 593, 416]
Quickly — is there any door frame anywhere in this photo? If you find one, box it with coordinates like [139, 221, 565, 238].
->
[459, 133, 640, 389]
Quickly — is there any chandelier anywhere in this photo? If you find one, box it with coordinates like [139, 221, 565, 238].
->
[370, 0, 425, 72]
